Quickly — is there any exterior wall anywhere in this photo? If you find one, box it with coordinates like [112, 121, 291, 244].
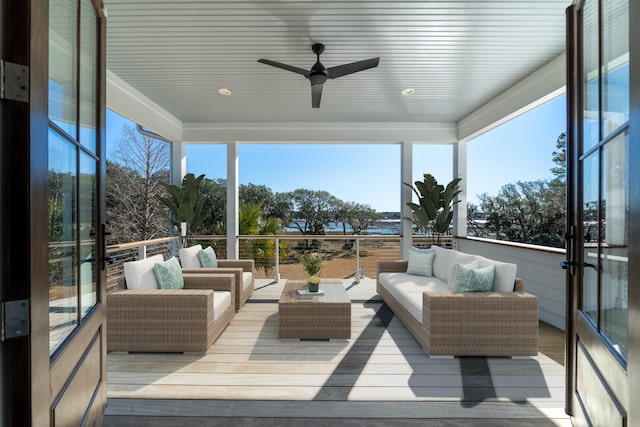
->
[456, 237, 566, 330]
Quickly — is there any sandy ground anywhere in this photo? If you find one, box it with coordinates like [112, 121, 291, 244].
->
[252, 240, 402, 280]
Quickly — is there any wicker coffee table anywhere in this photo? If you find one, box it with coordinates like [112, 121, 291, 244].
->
[278, 279, 351, 340]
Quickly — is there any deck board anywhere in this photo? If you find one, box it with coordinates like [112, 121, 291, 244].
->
[105, 278, 570, 425]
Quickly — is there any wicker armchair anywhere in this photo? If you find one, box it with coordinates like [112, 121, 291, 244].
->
[179, 245, 255, 311]
[107, 273, 235, 353]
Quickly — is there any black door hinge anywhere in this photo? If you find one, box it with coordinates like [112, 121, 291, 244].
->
[1, 60, 29, 102]
[1, 299, 30, 341]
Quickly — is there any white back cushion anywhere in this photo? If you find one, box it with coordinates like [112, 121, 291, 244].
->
[474, 255, 518, 292]
[123, 254, 164, 289]
[445, 250, 480, 282]
[431, 245, 452, 281]
[178, 244, 203, 268]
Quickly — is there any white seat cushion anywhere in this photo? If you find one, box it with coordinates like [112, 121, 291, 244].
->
[242, 272, 253, 291]
[213, 291, 231, 321]
[123, 254, 164, 289]
[178, 244, 203, 268]
[379, 272, 448, 324]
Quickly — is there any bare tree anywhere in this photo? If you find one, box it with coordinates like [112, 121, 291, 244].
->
[106, 124, 170, 242]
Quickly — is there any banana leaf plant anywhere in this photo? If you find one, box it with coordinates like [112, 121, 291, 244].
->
[159, 173, 208, 247]
[404, 173, 462, 243]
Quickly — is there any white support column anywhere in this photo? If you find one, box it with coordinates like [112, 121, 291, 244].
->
[171, 141, 186, 185]
[453, 139, 468, 238]
[170, 141, 187, 253]
[227, 142, 239, 259]
[400, 141, 413, 259]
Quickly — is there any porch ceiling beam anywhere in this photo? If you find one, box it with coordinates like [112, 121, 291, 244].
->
[106, 69, 182, 142]
[181, 122, 457, 144]
[457, 52, 566, 143]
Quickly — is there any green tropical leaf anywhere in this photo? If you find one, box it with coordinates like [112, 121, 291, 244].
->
[405, 173, 461, 237]
[158, 173, 210, 239]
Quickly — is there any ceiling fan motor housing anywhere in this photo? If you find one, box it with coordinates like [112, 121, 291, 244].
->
[309, 63, 328, 85]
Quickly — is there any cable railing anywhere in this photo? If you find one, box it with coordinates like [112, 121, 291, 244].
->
[105, 234, 454, 285]
[103, 235, 567, 329]
[105, 236, 180, 290]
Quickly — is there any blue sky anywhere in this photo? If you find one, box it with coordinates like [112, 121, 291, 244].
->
[107, 94, 566, 212]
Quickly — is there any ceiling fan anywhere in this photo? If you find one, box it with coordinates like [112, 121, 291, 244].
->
[258, 43, 380, 108]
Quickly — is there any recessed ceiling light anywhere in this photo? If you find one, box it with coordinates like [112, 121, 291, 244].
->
[218, 87, 232, 96]
[401, 88, 415, 96]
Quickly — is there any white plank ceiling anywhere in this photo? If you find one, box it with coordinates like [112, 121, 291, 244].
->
[104, 0, 572, 124]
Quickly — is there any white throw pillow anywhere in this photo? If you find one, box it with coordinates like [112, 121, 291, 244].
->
[406, 247, 435, 277]
[178, 244, 203, 268]
[123, 254, 164, 289]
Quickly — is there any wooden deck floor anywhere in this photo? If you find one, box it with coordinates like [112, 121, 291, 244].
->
[103, 278, 571, 426]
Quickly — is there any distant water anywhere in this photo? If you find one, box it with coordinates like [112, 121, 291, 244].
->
[285, 220, 401, 235]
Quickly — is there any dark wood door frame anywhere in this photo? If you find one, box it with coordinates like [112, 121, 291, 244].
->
[566, 0, 639, 424]
[564, 2, 578, 417]
[2, 0, 50, 425]
[2, 0, 108, 425]
[628, 0, 640, 423]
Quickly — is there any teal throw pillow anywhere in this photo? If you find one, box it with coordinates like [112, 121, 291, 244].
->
[447, 262, 495, 292]
[198, 246, 218, 268]
[153, 257, 184, 290]
[406, 247, 436, 277]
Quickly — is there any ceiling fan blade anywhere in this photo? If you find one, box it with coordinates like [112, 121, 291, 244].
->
[311, 83, 324, 108]
[257, 59, 310, 77]
[327, 57, 380, 79]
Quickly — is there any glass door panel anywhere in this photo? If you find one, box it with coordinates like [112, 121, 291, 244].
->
[48, 0, 101, 355]
[48, 0, 78, 138]
[601, 132, 628, 357]
[578, 0, 629, 361]
[48, 129, 78, 353]
[581, 152, 599, 323]
[79, 152, 97, 316]
[79, 0, 97, 153]
[582, 0, 600, 154]
[602, 0, 629, 137]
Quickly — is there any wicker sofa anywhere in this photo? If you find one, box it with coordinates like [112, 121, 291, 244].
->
[377, 246, 538, 357]
[179, 244, 255, 311]
[107, 262, 235, 353]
